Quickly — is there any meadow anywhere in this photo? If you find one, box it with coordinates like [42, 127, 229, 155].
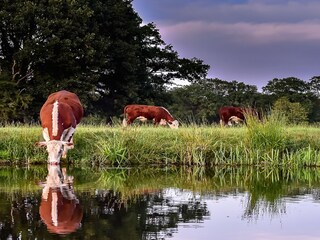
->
[1, 113, 320, 167]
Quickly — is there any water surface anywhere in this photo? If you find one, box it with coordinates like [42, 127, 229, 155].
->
[1, 166, 320, 239]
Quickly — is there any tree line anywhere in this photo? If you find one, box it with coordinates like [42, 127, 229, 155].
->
[1, 0, 319, 124]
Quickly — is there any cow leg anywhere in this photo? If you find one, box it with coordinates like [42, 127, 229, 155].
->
[127, 117, 135, 125]
[122, 118, 128, 127]
[153, 118, 161, 126]
[60, 127, 75, 159]
[42, 128, 50, 141]
[220, 119, 228, 127]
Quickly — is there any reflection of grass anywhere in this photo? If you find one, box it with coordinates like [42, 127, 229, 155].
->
[1, 166, 320, 197]
[96, 169, 127, 190]
[2, 165, 320, 219]
[0, 166, 47, 193]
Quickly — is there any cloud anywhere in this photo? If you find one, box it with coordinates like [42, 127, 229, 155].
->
[133, 0, 320, 89]
[145, 0, 320, 24]
[159, 20, 320, 45]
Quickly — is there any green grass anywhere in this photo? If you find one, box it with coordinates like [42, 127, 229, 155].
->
[2, 115, 320, 167]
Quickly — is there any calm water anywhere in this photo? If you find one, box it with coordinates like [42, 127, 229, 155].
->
[1, 165, 320, 239]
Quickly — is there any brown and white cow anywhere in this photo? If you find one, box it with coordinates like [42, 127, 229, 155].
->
[219, 106, 244, 126]
[122, 104, 179, 129]
[219, 106, 257, 126]
[36, 90, 83, 164]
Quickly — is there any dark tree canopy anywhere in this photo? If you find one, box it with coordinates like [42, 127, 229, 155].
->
[0, 0, 209, 123]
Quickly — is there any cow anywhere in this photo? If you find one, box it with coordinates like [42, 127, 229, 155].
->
[219, 106, 257, 126]
[122, 104, 179, 129]
[36, 90, 84, 164]
[39, 164, 82, 234]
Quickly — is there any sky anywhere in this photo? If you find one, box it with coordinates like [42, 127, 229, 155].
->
[132, 0, 320, 90]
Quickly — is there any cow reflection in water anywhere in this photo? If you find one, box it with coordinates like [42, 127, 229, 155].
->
[39, 165, 83, 234]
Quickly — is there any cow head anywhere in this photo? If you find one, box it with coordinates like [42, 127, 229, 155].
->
[159, 119, 167, 126]
[36, 140, 74, 164]
[168, 120, 179, 129]
[228, 116, 243, 126]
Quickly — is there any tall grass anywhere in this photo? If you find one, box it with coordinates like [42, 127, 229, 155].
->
[1, 114, 320, 166]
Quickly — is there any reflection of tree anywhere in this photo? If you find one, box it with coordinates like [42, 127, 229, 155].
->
[95, 189, 127, 214]
[84, 188, 209, 239]
[137, 189, 209, 239]
[0, 193, 40, 240]
[243, 181, 287, 220]
[240, 168, 314, 220]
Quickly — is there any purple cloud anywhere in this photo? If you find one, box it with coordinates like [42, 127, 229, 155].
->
[133, 0, 320, 90]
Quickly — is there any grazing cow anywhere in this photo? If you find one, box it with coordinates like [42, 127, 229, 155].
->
[36, 90, 83, 164]
[40, 164, 82, 234]
[219, 106, 257, 126]
[123, 104, 179, 129]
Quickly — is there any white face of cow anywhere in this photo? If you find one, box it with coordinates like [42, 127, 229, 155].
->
[37, 140, 73, 164]
[168, 120, 179, 129]
[228, 116, 243, 126]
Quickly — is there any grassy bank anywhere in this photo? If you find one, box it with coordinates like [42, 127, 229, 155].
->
[1, 117, 320, 167]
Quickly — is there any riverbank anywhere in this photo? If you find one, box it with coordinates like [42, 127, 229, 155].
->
[1, 121, 320, 167]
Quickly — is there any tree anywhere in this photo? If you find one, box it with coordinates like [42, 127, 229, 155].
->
[168, 78, 261, 124]
[272, 97, 308, 124]
[0, 0, 103, 121]
[263, 77, 310, 96]
[0, 0, 209, 122]
[262, 77, 319, 122]
[169, 84, 217, 124]
[309, 76, 320, 97]
[307, 76, 320, 122]
[94, 19, 210, 120]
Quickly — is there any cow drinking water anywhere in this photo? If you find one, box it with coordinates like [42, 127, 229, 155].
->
[36, 90, 84, 164]
[122, 104, 179, 129]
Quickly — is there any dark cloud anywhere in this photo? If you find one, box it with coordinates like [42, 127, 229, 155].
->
[133, 0, 320, 90]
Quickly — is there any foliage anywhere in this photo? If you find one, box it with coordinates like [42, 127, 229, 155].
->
[263, 77, 310, 96]
[168, 78, 260, 123]
[263, 77, 315, 114]
[272, 97, 308, 124]
[0, 0, 209, 123]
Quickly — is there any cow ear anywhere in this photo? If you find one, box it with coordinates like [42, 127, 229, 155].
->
[35, 141, 47, 147]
